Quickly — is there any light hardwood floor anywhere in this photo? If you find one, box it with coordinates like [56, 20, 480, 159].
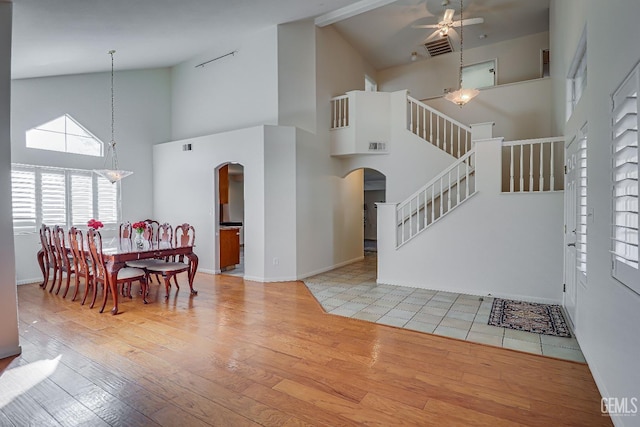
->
[1, 274, 611, 426]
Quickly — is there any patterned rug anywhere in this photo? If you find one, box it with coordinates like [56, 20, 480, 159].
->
[488, 298, 572, 338]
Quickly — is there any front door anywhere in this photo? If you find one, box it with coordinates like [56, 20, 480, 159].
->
[563, 139, 579, 327]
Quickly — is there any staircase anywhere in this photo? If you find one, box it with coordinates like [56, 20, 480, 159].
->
[330, 89, 567, 304]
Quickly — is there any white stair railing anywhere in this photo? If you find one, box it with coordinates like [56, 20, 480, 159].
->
[330, 95, 349, 129]
[503, 137, 565, 193]
[407, 95, 472, 158]
[397, 150, 476, 247]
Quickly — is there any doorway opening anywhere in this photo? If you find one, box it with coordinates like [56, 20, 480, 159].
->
[217, 163, 245, 277]
[363, 168, 386, 253]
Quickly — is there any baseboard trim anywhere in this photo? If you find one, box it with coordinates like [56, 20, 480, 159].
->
[18, 278, 41, 286]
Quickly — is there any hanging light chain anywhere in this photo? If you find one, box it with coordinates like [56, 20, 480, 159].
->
[458, 0, 464, 90]
[108, 50, 118, 170]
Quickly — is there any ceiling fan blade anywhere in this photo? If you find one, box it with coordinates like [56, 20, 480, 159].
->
[452, 17, 484, 27]
[412, 24, 440, 29]
[443, 8, 455, 23]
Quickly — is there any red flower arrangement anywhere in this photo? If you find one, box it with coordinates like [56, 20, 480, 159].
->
[87, 219, 104, 229]
[132, 221, 147, 233]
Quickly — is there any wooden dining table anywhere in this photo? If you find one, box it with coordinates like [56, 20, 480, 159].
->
[100, 238, 199, 315]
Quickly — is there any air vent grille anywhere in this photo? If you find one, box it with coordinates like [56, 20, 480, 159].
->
[424, 36, 453, 57]
[369, 142, 387, 151]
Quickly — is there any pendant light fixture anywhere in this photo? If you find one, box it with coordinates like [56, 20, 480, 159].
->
[94, 50, 133, 183]
[444, 0, 479, 107]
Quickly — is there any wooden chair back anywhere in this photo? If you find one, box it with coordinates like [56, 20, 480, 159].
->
[39, 224, 55, 266]
[52, 225, 71, 272]
[119, 222, 132, 239]
[87, 229, 106, 283]
[145, 219, 160, 241]
[69, 227, 89, 275]
[157, 223, 173, 245]
[175, 223, 195, 248]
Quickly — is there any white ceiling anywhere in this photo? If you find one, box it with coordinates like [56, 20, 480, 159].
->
[333, 0, 550, 70]
[9, 0, 550, 80]
[9, 0, 362, 79]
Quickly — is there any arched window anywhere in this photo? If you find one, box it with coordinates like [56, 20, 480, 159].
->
[26, 114, 103, 157]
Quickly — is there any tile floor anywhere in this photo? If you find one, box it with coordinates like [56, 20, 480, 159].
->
[303, 253, 585, 363]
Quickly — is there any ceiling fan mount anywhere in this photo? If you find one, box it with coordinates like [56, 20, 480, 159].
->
[413, 6, 484, 44]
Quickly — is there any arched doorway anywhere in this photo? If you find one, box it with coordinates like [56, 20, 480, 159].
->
[216, 162, 245, 276]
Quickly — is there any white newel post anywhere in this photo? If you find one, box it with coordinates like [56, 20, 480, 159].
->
[376, 202, 398, 284]
[474, 137, 504, 194]
[0, 2, 21, 359]
[470, 122, 494, 140]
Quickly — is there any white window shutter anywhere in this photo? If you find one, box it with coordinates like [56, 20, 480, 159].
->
[71, 172, 94, 226]
[97, 176, 118, 225]
[41, 170, 67, 225]
[611, 64, 639, 293]
[11, 167, 37, 234]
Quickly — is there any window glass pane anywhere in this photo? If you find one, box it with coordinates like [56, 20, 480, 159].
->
[67, 134, 102, 156]
[26, 129, 66, 152]
[462, 60, 495, 89]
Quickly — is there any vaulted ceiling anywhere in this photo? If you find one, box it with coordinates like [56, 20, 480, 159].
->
[9, 0, 549, 79]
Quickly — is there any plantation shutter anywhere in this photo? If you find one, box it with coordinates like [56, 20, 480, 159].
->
[611, 63, 639, 293]
[576, 136, 587, 276]
[11, 167, 37, 234]
[71, 172, 94, 226]
[41, 170, 67, 226]
[97, 176, 118, 225]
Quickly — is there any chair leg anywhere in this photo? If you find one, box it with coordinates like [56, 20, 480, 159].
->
[90, 281, 99, 309]
[164, 274, 172, 299]
[62, 272, 72, 298]
[71, 273, 80, 301]
[81, 274, 92, 305]
[99, 281, 110, 313]
[49, 265, 59, 293]
[38, 251, 46, 288]
[141, 278, 148, 304]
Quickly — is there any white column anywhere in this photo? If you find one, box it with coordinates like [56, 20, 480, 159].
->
[474, 137, 505, 194]
[375, 202, 398, 285]
[0, 2, 21, 359]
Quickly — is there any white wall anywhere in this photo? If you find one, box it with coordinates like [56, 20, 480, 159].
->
[379, 32, 549, 100]
[153, 125, 298, 282]
[377, 138, 564, 304]
[10, 69, 171, 284]
[294, 24, 376, 278]
[0, 2, 20, 359]
[170, 27, 279, 141]
[425, 78, 554, 141]
[278, 20, 316, 134]
[551, 1, 640, 423]
[338, 90, 458, 203]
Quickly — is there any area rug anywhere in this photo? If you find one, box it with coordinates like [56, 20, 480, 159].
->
[488, 298, 572, 338]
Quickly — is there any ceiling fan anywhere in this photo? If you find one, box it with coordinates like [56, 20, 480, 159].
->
[413, 7, 484, 43]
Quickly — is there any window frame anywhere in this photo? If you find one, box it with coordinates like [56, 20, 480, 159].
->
[566, 28, 587, 120]
[610, 61, 639, 294]
[461, 59, 497, 90]
[11, 163, 121, 235]
[25, 114, 104, 157]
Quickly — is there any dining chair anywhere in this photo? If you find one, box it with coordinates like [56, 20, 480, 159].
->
[125, 222, 171, 294]
[171, 223, 195, 285]
[51, 225, 76, 297]
[68, 227, 94, 304]
[87, 228, 148, 311]
[37, 224, 57, 290]
[144, 219, 160, 242]
[119, 221, 133, 239]
[142, 223, 194, 299]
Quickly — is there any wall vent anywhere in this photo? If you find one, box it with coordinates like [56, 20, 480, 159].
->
[182, 143, 192, 151]
[424, 36, 453, 57]
[368, 142, 387, 151]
